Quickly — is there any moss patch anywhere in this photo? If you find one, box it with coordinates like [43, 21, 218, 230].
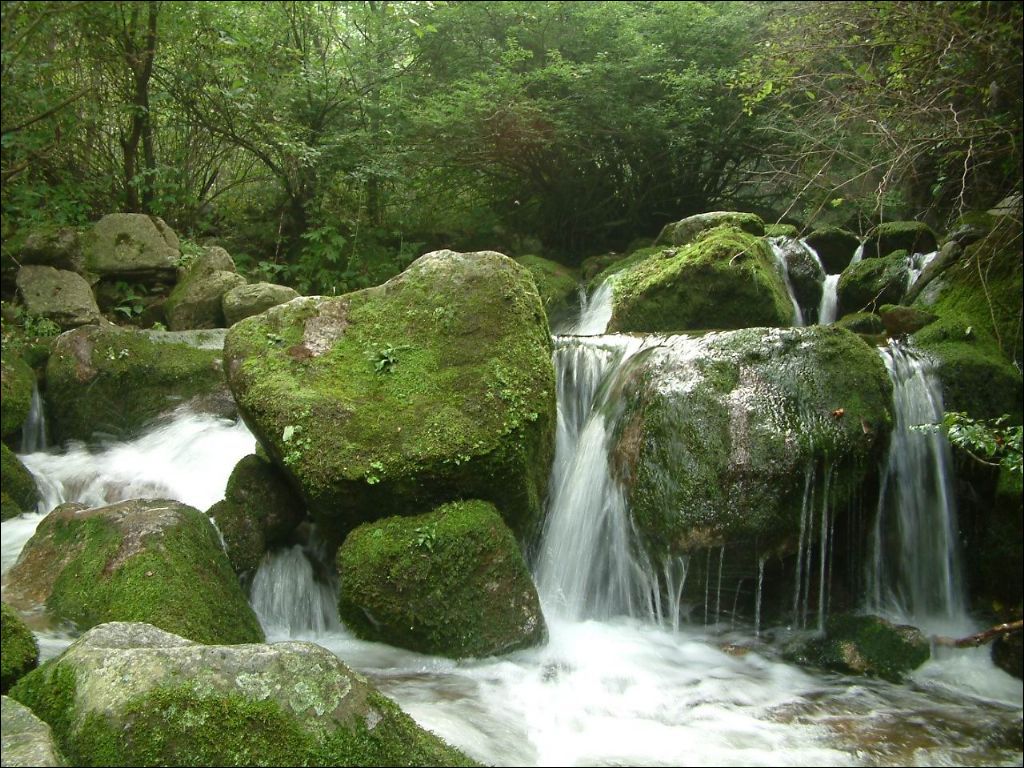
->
[0, 350, 35, 438]
[338, 500, 546, 658]
[4, 500, 263, 645]
[1, 443, 39, 513]
[836, 252, 910, 317]
[224, 251, 556, 546]
[514, 254, 580, 322]
[804, 226, 861, 274]
[863, 221, 937, 259]
[607, 226, 793, 333]
[1, 602, 39, 693]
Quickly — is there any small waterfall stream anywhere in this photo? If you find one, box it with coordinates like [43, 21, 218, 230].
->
[1, 287, 1020, 766]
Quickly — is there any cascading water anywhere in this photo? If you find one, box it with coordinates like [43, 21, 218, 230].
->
[20, 382, 47, 453]
[250, 541, 343, 638]
[867, 341, 970, 637]
[768, 239, 805, 327]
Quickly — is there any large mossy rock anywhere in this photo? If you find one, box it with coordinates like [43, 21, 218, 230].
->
[787, 614, 929, 683]
[862, 221, 937, 259]
[4, 500, 263, 645]
[0, 351, 35, 439]
[338, 500, 546, 658]
[612, 326, 892, 567]
[836, 252, 910, 317]
[1, 603, 39, 694]
[82, 214, 179, 281]
[45, 325, 232, 442]
[773, 237, 824, 318]
[8, 622, 474, 768]
[1, 695, 66, 767]
[514, 254, 579, 326]
[17, 226, 84, 274]
[912, 218, 1023, 421]
[655, 211, 764, 247]
[209, 453, 306, 574]
[224, 250, 556, 545]
[606, 225, 793, 333]
[165, 261, 246, 331]
[222, 282, 300, 326]
[1, 444, 39, 519]
[803, 227, 861, 273]
[15, 266, 102, 329]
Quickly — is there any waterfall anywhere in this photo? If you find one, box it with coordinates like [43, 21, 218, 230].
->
[906, 250, 939, 291]
[867, 341, 970, 636]
[562, 280, 615, 336]
[21, 382, 48, 453]
[250, 541, 342, 638]
[768, 239, 805, 326]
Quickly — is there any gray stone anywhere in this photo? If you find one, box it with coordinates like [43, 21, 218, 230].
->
[15, 265, 101, 328]
[1, 696, 64, 767]
[165, 270, 246, 330]
[82, 214, 180, 280]
[222, 282, 300, 326]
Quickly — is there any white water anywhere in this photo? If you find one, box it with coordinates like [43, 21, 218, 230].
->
[867, 342, 970, 638]
[20, 382, 47, 453]
[768, 239, 805, 327]
[563, 280, 615, 335]
[2, 323, 1021, 766]
[906, 250, 940, 291]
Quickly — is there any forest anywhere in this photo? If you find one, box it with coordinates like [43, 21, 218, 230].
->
[2, 0, 1020, 290]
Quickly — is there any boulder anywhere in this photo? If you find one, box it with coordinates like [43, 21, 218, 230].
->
[607, 225, 793, 333]
[44, 325, 233, 442]
[1, 604, 38, 694]
[834, 311, 885, 336]
[4, 499, 263, 645]
[773, 237, 824, 318]
[613, 326, 892, 569]
[763, 223, 799, 238]
[513, 254, 579, 326]
[8, 622, 473, 767]
[836, 252, 910, 317]
[862, 221, 937, 259]
[877, 305, 937, 337]
[164, 269, 246, 331]
[803, 227, 861, 273]
[0, 444, 39, 519]
[18, 226, 84, 273]
[655, 211, 764, 247]
[209, 454, 306, 574]
[1, 696, 64, 767]
[222, 282, 300, 326]
[338, 500, 546, 658]
[787, 614, 929, 683]
[0, 352, 34, 439]
[15, 266, 101, 329]
[224, 250, 555, 545]
[82, 214, 179, 281]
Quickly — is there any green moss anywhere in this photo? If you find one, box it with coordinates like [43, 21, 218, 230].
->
[836, 251, 909, 317]
[44, 325, 229, 442]
[15, 502, 263, 645]
[1, 443, 39, 513]
[764, 223, 799, 238]
[804, 226, 861, 273]
[912, 220, 1023, 421]
[225, 252, 556, 545]
[607, 225, 792, 332]
[863, 221, 938, 258]
[1, 602, 39, 693]
[658, 211, 765, 246]
[0, 350, 35, 438]
[338, 500, 546, 658]
[514, 254, 580, 319]
[9, 658, 78, 743]
[834, 311, 885, 336]
[210, 454, 306, 573]
[1, 490, 24, 521]
[790, 614, 930, 683]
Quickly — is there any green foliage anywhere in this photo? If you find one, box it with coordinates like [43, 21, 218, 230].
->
[941, 412, 1023, 475]
[110, 281, 147, 320]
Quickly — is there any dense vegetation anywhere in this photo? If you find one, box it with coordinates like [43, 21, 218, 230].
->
[2, 1, 1021, 291]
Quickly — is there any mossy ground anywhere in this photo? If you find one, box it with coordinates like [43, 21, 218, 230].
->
[607, 226, 793, 333]
[338, 500, 546, 658]
[10, 503, 262, 645]
[225, 253, 555, 545]
[1, 602, 39, 693]
[45, 326, 228, 442]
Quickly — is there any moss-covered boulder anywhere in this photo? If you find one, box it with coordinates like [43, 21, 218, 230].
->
[772, 237, 824, 317]
[912, 218, 1023, 421]
[763, 223, 799, 238]
[18, 226, 84, 274]
[834, 311, 885, 336]
[222, 283, 300, 326]
[863, 221, 937, 259]
[878, 305, 937, 337]
[979, 469, 1023, 609]
[224, 250, 556, 545]
[165, 269, 246, 331]
[9, 622, 474, 767]
[1, 443, 39, 518]
[1, 603, 39, 694]
[514, 254, 579, 325]
[613, 326, 892, 572]
[82, 214, 179, 281]
[788, 614, 930, 683]
[338, 500, 546, 658]
[15, 266, 102, 329]
[44, 325, 232, 442]
[803, 227, 861, 273]
[4, 500, 263, 645]
[580, 251, 626, 282]
[1, 695, 66, 767]
[1, 351, 35, 439]
[655, 211, 764, 247]
[607, 226, 793, 333]
[209, 453, 306, 574]
[836, 252, 910, 317]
